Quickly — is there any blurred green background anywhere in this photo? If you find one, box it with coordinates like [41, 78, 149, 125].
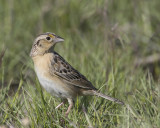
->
[0, 0, 160, 127]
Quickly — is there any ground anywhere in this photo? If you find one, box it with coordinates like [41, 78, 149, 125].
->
[0, 0, 160, 127]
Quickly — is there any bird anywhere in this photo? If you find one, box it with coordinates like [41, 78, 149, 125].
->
[30, 32, 124, 116]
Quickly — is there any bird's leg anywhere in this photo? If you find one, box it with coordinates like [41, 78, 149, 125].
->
[55, 102, 64, 109]
[55, 100, 66, 109]
[65, 98, 73, 117]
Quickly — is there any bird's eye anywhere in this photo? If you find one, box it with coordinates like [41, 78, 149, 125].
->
[46, 37, 51, 40]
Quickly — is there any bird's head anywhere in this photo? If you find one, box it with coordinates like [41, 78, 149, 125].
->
[30, 32, 64, 57]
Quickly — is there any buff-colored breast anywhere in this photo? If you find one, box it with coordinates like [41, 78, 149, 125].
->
[32, 53, 79, 99]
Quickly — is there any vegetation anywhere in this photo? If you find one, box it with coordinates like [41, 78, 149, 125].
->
[0, 0, 160, 127]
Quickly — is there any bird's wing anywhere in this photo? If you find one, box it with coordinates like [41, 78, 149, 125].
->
[49, 52, 97, 90]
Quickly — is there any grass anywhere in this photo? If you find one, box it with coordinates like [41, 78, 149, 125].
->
[0, 0, 160, 127]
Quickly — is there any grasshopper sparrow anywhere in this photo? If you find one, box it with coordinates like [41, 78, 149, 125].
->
[30, 32, 124, 116]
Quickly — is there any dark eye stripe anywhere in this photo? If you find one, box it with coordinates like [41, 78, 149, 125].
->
[37, 40, 40, 45]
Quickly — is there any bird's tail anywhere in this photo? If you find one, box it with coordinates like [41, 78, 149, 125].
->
[92, 90, 124, 105]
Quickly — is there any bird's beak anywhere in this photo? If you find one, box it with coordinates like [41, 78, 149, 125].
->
[55, 36, 64, 43]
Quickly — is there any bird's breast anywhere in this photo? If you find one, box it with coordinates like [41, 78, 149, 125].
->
[32, 53, 79, 99]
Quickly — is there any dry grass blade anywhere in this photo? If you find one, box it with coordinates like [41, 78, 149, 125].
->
[82, 104, 93, 128]
[134, 54, 160, 67]
[0, 49, 6, 68]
